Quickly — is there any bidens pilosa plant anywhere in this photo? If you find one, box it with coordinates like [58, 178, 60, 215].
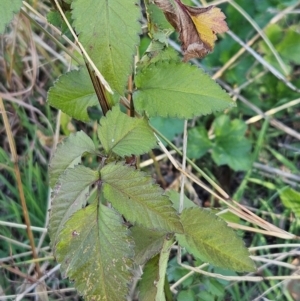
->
[47, 0, 255, 300]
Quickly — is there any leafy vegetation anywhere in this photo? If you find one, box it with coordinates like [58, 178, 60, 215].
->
[1, 0, 300, 300]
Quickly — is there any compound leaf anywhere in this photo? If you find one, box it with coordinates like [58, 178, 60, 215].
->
[98, 106, 157, 157]
[101, 162, 183, 233]
[56, 202, 134, 301]
[49, 130, 96, 188]
[0, 0, 22, 34]
[49, 165, 98, 248]
[72, 0, 141, 94]
[138, 255, 160, 301]
[131, 225, 166, 265]
[47, 68, 98, 122]
[176, 208, 255, 272]
[133, 61, 234, 118]
[155, 238, 173, 301]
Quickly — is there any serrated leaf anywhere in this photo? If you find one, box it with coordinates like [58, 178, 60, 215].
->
[98, 106, 157, 157]
[138, 255, 160, 301]
[49, 131, 96, 188]
[49, 165, 98, 248]
[47, 68, 98, 122]
[212, 115, 252, 171]
[166, 190, 197, 212]
[176, 208, 255, 272]
[56, 202, 134, 301]
[47, 10, 72, 38]
[47, 10, 62, 28]
[133, 61, 234, 118]
[101, 162, 183, 233]
[139, 42, 180, 71]
[131, 225, 166, 265]
[0, 0, 22, 34]
[71, 0, 141, 94]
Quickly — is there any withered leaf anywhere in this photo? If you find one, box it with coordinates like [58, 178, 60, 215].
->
[153, 0, 228, 60]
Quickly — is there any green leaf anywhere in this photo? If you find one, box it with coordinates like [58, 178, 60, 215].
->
[166, 190, 197, 212]
[133, 61, 235, 118]
[150, 117, 184, 146]
[279, 187, 300, 218]
[47, 10, 72, 38]
[206, 278, 225, 297]
[277, 25, 300, 64]
[177, 290, 196, 301]
[49, 131, 96, 188]
[56, 202, 134, 301]
[139, 239, 174, 301]
[139, 43, 179, 71]
[212, 115, 252, 171]
[187, 126, 212, 159]
[267, 146, 298, 173]
[167, 258, 194, 286]
[0, 0, 22, 34]
[71, 0, 141, 94]
[146, 3, 173, 31]
[46, 10, 62, 28]
[47, 68, 98, 121]
[101, 162, 183, 233]
[155, 238, 174, 301]
[98, 106, 157, 157]
[138, 255, 160, 301]
[131, 225, 166, 265]
[49, 165, 98, 248]
[196, 291, 214, 301]
[176, 208, 255, 272]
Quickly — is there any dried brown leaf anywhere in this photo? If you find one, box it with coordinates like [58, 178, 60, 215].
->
[153, 0, 228, 60]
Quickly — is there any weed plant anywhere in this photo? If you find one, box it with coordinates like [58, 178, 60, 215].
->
[0, 0, 300, 300]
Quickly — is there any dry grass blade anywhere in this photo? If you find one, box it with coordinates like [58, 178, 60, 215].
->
[212, 0, 300, 80]
[155, 133, 295, 239]
[0, 97, 42, 278]
[227, 0, 289, 76]
[226, 30, 299, 93]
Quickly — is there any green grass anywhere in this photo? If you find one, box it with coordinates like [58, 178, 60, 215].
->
[1, 0, 300, 300]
